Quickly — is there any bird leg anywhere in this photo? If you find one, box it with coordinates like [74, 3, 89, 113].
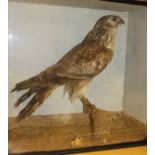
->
[80, 96, 97, 132]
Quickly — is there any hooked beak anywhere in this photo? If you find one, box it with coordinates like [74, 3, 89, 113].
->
[119, 18, 125, 25]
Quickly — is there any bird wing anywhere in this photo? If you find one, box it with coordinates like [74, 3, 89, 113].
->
[45, 42, 113, 80]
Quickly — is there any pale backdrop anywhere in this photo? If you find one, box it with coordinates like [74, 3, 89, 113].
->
[8, 1, 128, 116]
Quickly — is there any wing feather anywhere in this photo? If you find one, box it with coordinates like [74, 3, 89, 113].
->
[44, 42, 113, 81]
[55, 43, 113, 79]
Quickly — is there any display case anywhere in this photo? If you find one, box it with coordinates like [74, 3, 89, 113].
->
[8, 0, 147, 154]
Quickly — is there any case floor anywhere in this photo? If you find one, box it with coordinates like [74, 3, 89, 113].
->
[9, 110, 146, 154]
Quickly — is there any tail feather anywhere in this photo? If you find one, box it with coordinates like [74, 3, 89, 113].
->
[14, 87, 40, 107]
[16, 86, 56, 123]
[12, 72, 58, 123]
[11, 76, 40, 92]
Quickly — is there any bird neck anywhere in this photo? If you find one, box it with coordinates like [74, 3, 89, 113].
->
[100, 28, 116, 50]
[84, 27, 116, 50]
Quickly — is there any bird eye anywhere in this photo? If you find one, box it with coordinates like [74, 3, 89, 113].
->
[113, 17, 117, 21]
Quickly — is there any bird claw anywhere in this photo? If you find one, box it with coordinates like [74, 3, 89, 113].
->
[82, 102, 97, 133]
[83, 102, 97, 115]
[80, 96, 97, 133]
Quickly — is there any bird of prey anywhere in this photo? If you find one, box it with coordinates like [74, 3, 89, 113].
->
[12, 15, 125, 131]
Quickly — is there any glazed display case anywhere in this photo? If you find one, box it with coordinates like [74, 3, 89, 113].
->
[8, 0, 147, 154]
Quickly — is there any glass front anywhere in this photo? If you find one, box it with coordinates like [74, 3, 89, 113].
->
[8, 0, 147, 154]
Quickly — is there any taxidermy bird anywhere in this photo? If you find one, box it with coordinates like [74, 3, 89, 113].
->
[12, 15, 125, 131]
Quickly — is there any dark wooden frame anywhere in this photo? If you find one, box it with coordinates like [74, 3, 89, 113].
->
[101, 0, 147, 6]
[9, 139, 146, 155]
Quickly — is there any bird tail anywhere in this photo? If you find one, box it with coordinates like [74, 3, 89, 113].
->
[11, 76, 41, 92]
[15, 86, 56, 123]
[11, 76, 57, 123]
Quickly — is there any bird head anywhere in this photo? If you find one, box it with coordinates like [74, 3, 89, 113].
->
[95, 15, 125, 29]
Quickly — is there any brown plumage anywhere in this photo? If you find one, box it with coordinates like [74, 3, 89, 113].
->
[12, 15, 125, 128]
